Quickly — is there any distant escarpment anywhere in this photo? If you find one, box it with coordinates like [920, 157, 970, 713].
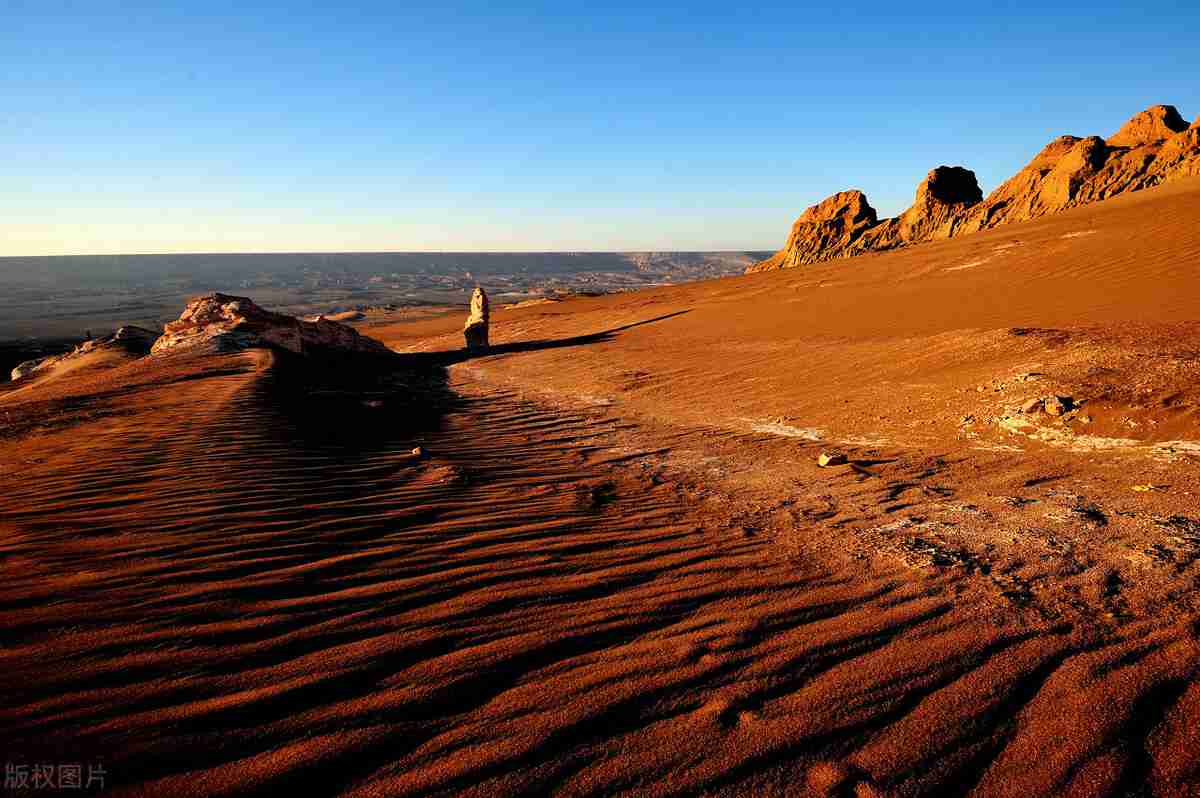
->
[151, 293, 391, 356]
[750, 104, 1200, 272]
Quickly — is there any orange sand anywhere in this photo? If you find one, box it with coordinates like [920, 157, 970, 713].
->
[4, 178, 1200, 796]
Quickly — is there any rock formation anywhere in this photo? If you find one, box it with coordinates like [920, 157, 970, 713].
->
[751, 191, 878, 271]
[10, 326, 159, 381]
[463, 287, 490, 351]
[150, 293, 390, 356]
[752, 167, 985, 270]
[893, 165, 984, 242]
[10, 360, 42, 381]
[751, 104, 1200, 272]
[1106, 104, 1189, 147]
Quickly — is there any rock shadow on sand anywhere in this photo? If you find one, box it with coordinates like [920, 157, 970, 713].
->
[408, 309, 693, 369]
[265, 310, 692, 456]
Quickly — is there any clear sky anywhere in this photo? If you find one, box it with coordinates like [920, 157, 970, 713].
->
[3, 1, 1198, 255]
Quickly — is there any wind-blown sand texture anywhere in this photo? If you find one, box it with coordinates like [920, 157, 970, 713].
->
[5, 178, 1200, 796]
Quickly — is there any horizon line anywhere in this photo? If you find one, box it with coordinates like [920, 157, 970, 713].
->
[0, 248, 778, 259]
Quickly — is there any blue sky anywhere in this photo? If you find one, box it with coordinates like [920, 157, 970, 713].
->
[3, 1, 1198, 255]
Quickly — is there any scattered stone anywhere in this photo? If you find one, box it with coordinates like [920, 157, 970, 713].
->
[463, 286, 490, 351]
[1044, 395, 1074, 416]
[1072, 502, 1109, 527]
[580, 480, 617, 509]
[1021, 397, 1044, 414]
[817, 451, 848, 467]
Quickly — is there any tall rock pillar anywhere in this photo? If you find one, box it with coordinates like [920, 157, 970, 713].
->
[463, 287, 490, 351]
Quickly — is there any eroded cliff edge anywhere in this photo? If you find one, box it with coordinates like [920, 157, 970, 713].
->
[750, 104, 1200, 272]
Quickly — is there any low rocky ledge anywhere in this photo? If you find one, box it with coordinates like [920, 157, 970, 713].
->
[10, 326, 159, 381]
[150, 293, 391, 357]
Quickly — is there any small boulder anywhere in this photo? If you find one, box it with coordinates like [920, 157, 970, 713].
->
[817, 451, 847, 467]
[10, 357, 47, 381]
[1044, 395, 1074, 416]
[1020, 397, 1044, 414]
[109, 325, 160, 351]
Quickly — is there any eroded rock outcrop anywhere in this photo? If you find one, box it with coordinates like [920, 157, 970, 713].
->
[150, 293, 390, 356]
[463, 287, 490, 351]
[749, 168, 983, 270]
[887, 166, 984, 245]
[752, 104, 1200, 272]
[1106, 104, 1189, 147]
[10, 360, 43, 380]
[752, 191, 878, 270]
[10, 326, 159, 381]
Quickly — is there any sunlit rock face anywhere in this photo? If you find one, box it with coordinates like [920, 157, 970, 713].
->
[752, 104, 1200, 271]
[463, 287, 490, 351]
[151, 293, 390, 356]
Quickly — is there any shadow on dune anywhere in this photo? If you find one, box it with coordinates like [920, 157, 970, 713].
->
[401, 309, 692, 369]
[262, 310, 691, 454]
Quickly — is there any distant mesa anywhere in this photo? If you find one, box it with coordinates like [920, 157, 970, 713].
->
[751, 103, 1200, 272]
[151, 293, 391, 357]
[10, 326, 158, 381]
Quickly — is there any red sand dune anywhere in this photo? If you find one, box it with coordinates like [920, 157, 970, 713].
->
[4, 178, 1200, 796]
